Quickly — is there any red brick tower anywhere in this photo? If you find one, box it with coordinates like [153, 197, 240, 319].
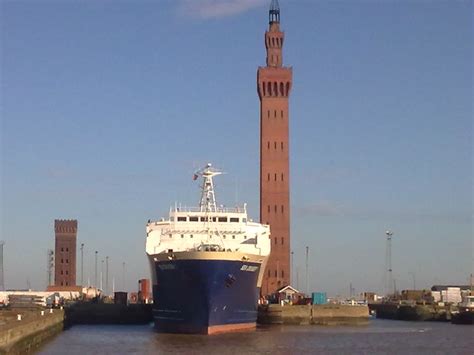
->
[257, 0, 292, 295]
[54, 219, 77, 287]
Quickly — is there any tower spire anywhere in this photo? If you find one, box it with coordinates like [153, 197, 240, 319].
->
[269, 0, 280, 24]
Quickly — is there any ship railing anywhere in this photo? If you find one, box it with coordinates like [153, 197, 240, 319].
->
[169, 206, 247, 214]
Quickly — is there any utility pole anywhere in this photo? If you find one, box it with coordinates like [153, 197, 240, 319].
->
[105, 256, 109, 296]
[94, 251, 98, 288]
[100, 259, 104, 291]
[290, 251, 294, 286]
[0, 241, 5, 291]
[385, 230, 394, 296]
[122, 262, 125, 291]
[305, 246, 309, 295]
[47, 249, 54, 287]
[80, 243, 84, 286]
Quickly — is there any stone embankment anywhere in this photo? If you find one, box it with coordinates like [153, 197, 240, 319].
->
[258, 304, 369, 326]
[0, 309, 64, 354]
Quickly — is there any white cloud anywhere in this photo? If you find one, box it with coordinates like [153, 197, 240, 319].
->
[178, 0, 268, 19]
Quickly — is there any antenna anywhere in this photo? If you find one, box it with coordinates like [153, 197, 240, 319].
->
[385, 230, 394, 297]
[47, 249, 54, 288]
[0, 241, 5, 291]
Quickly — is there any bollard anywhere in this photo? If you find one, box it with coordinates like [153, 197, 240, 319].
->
[17, 314, 22, 321]
[41, 310, 45, 316]
[49, 309, 53, 314]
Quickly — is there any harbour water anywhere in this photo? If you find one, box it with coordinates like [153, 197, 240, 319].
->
[38, 319, 473, 354]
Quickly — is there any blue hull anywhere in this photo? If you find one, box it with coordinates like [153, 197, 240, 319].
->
[152, 259, 261, 334]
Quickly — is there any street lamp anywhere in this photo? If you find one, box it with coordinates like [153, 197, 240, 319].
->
[80, 243, 84, 286]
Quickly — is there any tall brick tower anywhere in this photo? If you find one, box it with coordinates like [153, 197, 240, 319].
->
[257, 0, 292, 296]
[54, 219, 77, 287]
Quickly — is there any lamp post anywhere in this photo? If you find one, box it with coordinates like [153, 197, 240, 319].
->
[385, 230, 394, 296]
[94, 251, 98, 288]
[105, 256, 109, 296]
[80, 243, 84, 286]
[305, 246, 309, 295]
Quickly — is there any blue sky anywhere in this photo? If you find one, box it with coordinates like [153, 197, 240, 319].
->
[1, 0, 472, 296]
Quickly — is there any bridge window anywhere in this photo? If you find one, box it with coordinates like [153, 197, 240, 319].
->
[230, 217, 239, 223]
[190, 235, 193, 238]
[177, 217, 187, 222]
[218, 217, 228, 222]
[200, 217, 208, 222]
[181, 234, 184, 239]
[232, 235, 235, 239]
[189, 216, 198, 222]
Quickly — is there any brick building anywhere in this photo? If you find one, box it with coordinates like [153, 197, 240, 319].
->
[257, 1, 292, 295]
[54, 219, 77, 287]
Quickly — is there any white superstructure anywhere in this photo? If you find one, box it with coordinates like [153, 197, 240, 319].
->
[145, 164, 271, 285]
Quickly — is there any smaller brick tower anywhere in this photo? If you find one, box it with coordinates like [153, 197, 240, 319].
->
[54, 219, 77, 287]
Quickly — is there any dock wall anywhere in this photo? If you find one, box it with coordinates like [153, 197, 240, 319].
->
[258, 304, 369, 325]
[0, 310, 64, 355]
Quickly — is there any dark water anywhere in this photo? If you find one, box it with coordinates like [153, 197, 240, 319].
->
[38, 319, 473, 354]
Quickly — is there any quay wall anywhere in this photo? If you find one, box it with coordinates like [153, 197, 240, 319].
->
[258, 304, 369, 325]
[0, 309, 64, 355]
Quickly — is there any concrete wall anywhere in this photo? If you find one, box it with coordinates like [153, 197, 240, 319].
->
[258, 304, 369, 325]
[0, 310, 64, 354]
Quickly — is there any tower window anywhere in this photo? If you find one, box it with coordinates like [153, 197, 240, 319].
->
[66, 282, 68, 286]
[267, 173, 270, 181]
[274, 237, 277, 245]
[274, 173, 277, 181]
[273, 82, 278, 96]
[286, 82, 290, 96]
[268, 205, 270, 213]
[281, 173, 284, 181]
[61, 259, 63, 263]
[267, 141, 270, 149]
[280, 82, 284, 96]
[274, 205, 277, 213]
[61, 248, 63, 252]
[267, 110, 270, 118]
[263, 82, 266, 96]
[281, 142, 284, 150]
[274, 110, 277, 118]
[281, 205, 284, 213]
[281, 237, 284, 245]
[281, 110, 283, 118]
[61, 270, 63, 275]
[66, 248, 68, 252]
[66, 271, 68, 275]
[267, 82, 272, 96]
[274, 142, 277, 149]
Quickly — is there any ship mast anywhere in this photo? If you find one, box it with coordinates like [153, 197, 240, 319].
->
[195, 163, 222, 213]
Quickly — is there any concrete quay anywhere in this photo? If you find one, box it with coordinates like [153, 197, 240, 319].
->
[65, 303, 152, 325]
[0, 309, 64, 354]
[369, 302, 455, 322]
[257, 304, 369, 326]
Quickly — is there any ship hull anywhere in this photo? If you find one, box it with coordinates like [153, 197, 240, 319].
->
[151, 257, 261, 334]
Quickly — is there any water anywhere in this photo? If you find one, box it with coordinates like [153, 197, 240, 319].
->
[38, 319, 473, 354]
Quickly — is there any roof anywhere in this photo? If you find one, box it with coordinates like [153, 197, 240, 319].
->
[277, 285, 300, 294]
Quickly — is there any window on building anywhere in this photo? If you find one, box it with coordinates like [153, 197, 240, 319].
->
[274, 110, 277, 118]
[61, 259, 63, 263]
[190, 235, 193, 238]
[281, 205, 284, 213]
[66, 271, 68, 275]
[212, 217, 217, 222]
[177, 216, 186, 222]
[230, 217, 239, 223]
[66, 248, 68, 252]
[61, 282, 63, 286]
[181, 234, 184, 239]
[61, 248, 63, 252]
[274, 173, 277, 181]
[66, 282, 68, 286]
[169, 234, 172, 238]
[267, 173, 270, 181]
[232, 235, 235, 239]
[281, 110, 283, 118]
[274, 238, 277, 245]
[61, 270, 63, 275]
[274, 205, 277, 213]
[218, 217, 228, 222]
[274, 142, 277, 149]
[200, 217, 208, 222]
[66, 259, 69, 264]
[281, 237, 284, 245]
[281, 142, 284, 150]
[281, 173, 284, 181]
[189, 216, 198, 222]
